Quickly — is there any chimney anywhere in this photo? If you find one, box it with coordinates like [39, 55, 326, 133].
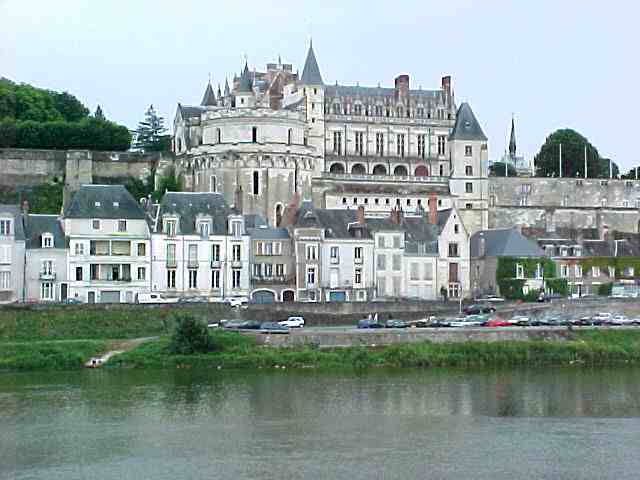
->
[389, 207, 402, 225]
[441, 76, 451, 96]
[234, 185, 243, 214]
[428, 194, 437, 225]
[281, 192, 301, 228]
[394, 74, 410, 101]
[356, 205, 365, 225]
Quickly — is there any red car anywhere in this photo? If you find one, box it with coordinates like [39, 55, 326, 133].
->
[485, 319, 511, 327]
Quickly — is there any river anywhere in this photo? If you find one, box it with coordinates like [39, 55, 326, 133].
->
[2, 367, 640, 479]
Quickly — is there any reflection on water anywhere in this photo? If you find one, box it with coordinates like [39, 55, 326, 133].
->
[2, 367, 640, 479]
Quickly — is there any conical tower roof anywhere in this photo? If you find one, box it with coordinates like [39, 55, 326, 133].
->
[509, 116, 517, 157]
[300, 40, 323, 85]
[224, 78, 230, 96]
[200, 82, 217, 106]
[449, 103, 487, 141]
[238, 62, 253, 93]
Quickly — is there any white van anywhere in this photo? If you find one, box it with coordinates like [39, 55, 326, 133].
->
[136, 293, 179, 304]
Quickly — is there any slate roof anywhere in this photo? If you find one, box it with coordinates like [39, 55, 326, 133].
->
[64, 185, 146, 220]
[244, 214, 267, 229]
[24, 214, 65, 249]
[521, 227, 600, 241]
[156, 192, 230, 235]
[300, 41, 324, 85]
[325, 85, 442, 100]
[449, 103, 487, 141]
[178, 104, 204, 119]
[470, 228, 544, 258]
[293, 203, 372, 239]
[200, 82, 217, 106]
[248, 226, 290, 240]
[238, 63, 253, 93]
[0, 204, 25, 240]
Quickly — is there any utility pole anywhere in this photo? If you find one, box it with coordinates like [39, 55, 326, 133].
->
[584, 145, 588, 178]
[559, 143, 562, 178]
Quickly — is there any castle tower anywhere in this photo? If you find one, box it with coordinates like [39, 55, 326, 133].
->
[200, 81, 217, 107]
[235, 63, 255, 108]
[300, 39, 325, 173]
[448, 102, 489, 233]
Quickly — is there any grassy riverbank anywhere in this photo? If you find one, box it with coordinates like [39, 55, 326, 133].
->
[107, 329, 640, 370]
[0, 340, 107, 371]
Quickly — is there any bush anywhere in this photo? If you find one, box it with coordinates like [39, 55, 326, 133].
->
[167, 313, 215, 355]
[598, 283, 613, 296]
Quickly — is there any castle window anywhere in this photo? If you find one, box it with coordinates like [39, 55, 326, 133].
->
[303, 132, 308, 146]
[465, 145, 473, 157]
[375, 105, 383, 116]
[396, 134, 405, 157]
[417, 134, 426, 159]
[375, 133, 384, 156]
[252, 126, 257, 143]
[287, 128, 292, 146]
[333, 131, 342, 155]
[437, 136, 446, 156]
[41, 233, 53, 248]
[465, 166, 473, 176]
[355, 132, 364, 156]
[396, 106, 403, 117]
[417, 107, 424, 117]
[465, 183, 473, 193]
[209, 175, 217, 193]
[333, 103, 340, 114]
[253, 171, 260, 195]
[354, 104, 362, 116]
[216, 128, 221, 143]
[439, 164, 444, 176]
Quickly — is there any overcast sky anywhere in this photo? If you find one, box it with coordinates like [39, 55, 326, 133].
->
[1, 0, 638, 170]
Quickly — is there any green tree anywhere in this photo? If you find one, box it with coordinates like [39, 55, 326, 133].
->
[152, 166, 182, 201]
[622, 167, 640, 180]
[94, 105, 105, 120]
[167, 313, 214, 355]
[134, 104, 169, 152]
[534, 129, 618, 178]
[489, 162, 517, 177]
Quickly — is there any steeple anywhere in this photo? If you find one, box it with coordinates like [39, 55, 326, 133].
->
[238, 62, 253, 92]
[509, 115, 517, 158]
[300, 39, 323, 85]
[200, 81, 217, 106]
[224, 77, 230, 96]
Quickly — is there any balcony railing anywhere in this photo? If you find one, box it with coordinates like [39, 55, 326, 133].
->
[210, 260, 221, 268]
[322, 172, 449, 184]
[231, 260, 242, 268]
[166, 258, 177, 268]
[354, 257, 363, 264]
[39, 272, 56, 280]
[252, 275, 295, 285]
[187, 258, 199, 268]
[330, 257, 339, 264]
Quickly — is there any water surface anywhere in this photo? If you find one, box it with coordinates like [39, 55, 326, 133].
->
[2, 367, 640, 479]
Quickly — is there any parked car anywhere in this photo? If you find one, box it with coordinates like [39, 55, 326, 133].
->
[178, 296, 208, 303]
[224, 320, 261, 330]
[450, 316, 485, 328]
[260, 322, 290, 334]
[474, 295, 505, 303]
[225, 297, 249, 308]
[385, 319, 409, 328]
[609, 315, 634, 326]
[278, 316, 305, 328]
[61, 297, 83, 305]
[508, 315, 530, 326]
[463, 304, 496, 315]
[591, 312, 613, 325]
[357, 318, 384, 329]
[485, 319, 512, 327]
[571, 316, 593, 326]
[137, 293, 179, 304]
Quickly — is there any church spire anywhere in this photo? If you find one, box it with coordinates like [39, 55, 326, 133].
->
[509, 115, 517, 158]
[300, 39, 323, 85]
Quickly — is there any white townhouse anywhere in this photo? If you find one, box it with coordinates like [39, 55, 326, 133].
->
[23, 214, 68, 302]
[150, 192, 250, 300]
[64, 185, 151, 303]
[0, 204, 25, 303]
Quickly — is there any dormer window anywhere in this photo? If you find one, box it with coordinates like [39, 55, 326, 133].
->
[94, 201, 101, 207]
[197, 220, 211, 238]
[164, 219, 177, 236]
[0, 219, 11, 236]
[230, 220, 243, 237]
[92, 219, 100, 230]
[118, 220, 127, 232]
[113, 202, 119, 208]
[574, 247, 582, 257]
[41, 233, 53, 248]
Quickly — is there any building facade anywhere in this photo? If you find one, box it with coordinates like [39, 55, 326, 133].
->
[0, 204, 25, 303]
[63, 185, 151, 303]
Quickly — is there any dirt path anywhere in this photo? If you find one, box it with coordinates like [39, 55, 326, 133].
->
[84, 336, 157, 368]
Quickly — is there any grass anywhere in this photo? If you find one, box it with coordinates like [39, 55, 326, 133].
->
[0, 340, 107, 371]
[108, 329, 640, 371]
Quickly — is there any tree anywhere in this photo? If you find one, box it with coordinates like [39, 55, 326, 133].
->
[622, 167, 640, 180]
[534, 129, 617, 178]
[168, 313, 214, 354]
[134, 104, 169, 152]
[489, 162, 517, 177]
[152, 166, 182, 201]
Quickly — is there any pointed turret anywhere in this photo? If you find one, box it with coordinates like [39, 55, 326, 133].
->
[200, 81, 217, 106]
[217, 83, 222, 99]
[224, 78, 230, 96]
[300, 39, 323, 85]
[238, 62, 253, 92]
[508, 116, 517, 158]
[449, 103, 487, 141]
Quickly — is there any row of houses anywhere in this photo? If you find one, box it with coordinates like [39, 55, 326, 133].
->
[1, 184, 639, 305]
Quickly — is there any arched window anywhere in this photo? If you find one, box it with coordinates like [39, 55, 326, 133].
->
[177, 138, 182, 152]
[252, 171, 259, 195]
[275, 204, 283, 227]
[351, 164, 366, 175]
[287, 129, 292, 146]
[394, 165, 408, 176]
[415, 165, 429, 177]
[303, 132, 308, 146]
[396, 106, 403, 117]
[216, 128, 221, 143]
[373, 164, 387, 175]
[252, 126, 258, 143]
[329, 163, 345, 174]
